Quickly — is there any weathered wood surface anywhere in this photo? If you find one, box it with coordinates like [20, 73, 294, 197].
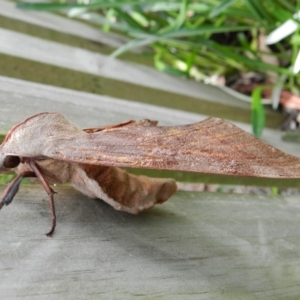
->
[0, 0, 129, 48]
[0, 26, 249, 108]
[0, 184, 300, 300]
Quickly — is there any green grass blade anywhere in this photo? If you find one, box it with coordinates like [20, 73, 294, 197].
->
[17, 0, 159, 11]
[172, 0, 188, 30]
[251, 86, 266, 137]
[111, 37, 155, 57]
[209, 0, 237, 18]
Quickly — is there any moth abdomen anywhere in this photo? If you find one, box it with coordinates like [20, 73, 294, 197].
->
[77, 164, 177, 214]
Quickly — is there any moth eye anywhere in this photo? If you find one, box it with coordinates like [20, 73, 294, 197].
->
[4, 156, 20, 168]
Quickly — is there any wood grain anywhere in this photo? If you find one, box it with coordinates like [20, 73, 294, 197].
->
[0, 184, 300, 299]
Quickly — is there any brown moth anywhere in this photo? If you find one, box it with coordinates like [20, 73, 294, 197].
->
[1, 112, 300, 236]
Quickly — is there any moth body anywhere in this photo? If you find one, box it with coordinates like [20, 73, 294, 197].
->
[3, 111, 300, 236]
[17, 158, 177, 214]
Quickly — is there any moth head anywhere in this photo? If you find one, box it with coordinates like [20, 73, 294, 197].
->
[0, 154, 20, 172]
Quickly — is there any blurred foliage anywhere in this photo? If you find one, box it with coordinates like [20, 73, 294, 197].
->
[0, 173, 15, 185]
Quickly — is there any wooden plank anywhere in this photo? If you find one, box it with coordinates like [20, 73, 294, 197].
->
[0, 184, 300, 299]
[0, 76, 206, 130]
[0, 0, 129, 48]
[1, 52, 274, 126]
[0, 27, 252, 110]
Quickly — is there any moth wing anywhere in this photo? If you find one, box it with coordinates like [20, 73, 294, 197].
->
[45, 117, 300, 179]
[83, 119, 158, 133]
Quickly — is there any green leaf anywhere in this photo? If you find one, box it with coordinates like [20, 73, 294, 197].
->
[291, 34, 300, 46]
[251, 86, 266, 137]
[17, 0, 159, 11]
[209, 0, 237, 18]
[111, 37, 155, 57]
[172, 0, 188, 30]
[271, 186, 279, 196]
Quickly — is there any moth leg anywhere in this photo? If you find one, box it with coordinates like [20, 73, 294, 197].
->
[28, 160, 56, 237]
[0, 171, 36, 209]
